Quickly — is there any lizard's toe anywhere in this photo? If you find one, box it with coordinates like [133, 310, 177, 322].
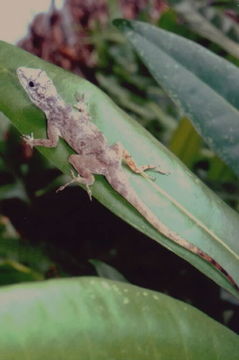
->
[22, 133, 34, 148]
[154, 166, 170, 175]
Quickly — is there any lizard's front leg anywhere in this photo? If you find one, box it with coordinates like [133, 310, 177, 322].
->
[57, 154, 96, 200]
[111, 142, 168, 178]
[23, 125, 60, 149]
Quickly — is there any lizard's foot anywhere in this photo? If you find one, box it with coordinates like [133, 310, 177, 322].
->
[118, 145, 170, 179]
[134, 165, 170, 181]
[149, 165, 170, 176]
[22, 133, 34, 148]
[56, 170, 83, 192]
[56, 170, 93, 200]
[85, 184, 92, 201]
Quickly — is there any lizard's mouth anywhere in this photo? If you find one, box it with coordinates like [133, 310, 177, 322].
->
[16, 67, 24, 76]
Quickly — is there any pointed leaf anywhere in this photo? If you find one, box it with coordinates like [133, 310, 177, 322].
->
[113, 18, 239, 177]
[0, 41, 239, 296]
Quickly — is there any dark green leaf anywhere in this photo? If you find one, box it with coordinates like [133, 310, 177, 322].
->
[113, 18, 239, 176]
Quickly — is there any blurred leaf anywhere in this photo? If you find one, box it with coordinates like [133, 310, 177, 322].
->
[159, 7, 198, 39]
[89, 259, 128, 282]
[0, 41, 239, 296]
[0, 216, 52, 285]
[0, 277, 238, 359]
[207, 156, 236, 182]
[205, 0, 239, 11]
[169, 117, 203, 167]
[0, 180, 29, 202]
[199, 1, 239, 48]
[0, 261, 42, 285]
[168, 0, 239, 58]
[0, 112, 10, 140]
[107, 0, 123, 20]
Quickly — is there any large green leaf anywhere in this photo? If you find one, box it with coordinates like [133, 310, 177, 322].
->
[0, 276, 238, 359]
[113, 18, 239, 177]
[0, 41, 239, 296]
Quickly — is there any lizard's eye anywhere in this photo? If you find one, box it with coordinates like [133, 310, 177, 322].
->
[28, 81, 35, 88]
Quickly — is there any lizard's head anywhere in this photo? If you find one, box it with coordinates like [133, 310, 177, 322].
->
[16, 67, 58, 110]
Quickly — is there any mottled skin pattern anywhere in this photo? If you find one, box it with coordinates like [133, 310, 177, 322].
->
[17, 67, 239, 291]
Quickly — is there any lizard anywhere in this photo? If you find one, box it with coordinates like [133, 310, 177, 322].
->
[16, 66, 239, 292]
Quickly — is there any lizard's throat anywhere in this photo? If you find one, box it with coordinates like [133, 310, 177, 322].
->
[36, 96, 66, 112]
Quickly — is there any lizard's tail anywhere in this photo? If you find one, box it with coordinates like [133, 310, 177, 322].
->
[106, 171, 239, 292]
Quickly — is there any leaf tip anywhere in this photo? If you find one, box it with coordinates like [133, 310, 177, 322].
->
[113, 18, 132, 32]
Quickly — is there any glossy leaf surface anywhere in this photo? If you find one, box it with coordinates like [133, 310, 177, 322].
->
[0, 277, 238, 359]
[0, 41, 239, 296]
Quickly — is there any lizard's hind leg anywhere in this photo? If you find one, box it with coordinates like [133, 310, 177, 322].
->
[111, 142, 168, 179]
[57, 154, 96, 200]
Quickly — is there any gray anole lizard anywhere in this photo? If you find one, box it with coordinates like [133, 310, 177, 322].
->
[16, 67, 239, 291]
